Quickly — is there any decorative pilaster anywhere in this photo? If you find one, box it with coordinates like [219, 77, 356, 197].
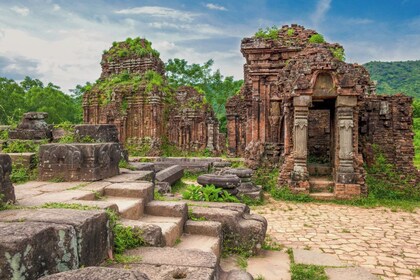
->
[291, 96, 311, 181]
[207, 120, 215, 151]
[336, 96, 357, 184]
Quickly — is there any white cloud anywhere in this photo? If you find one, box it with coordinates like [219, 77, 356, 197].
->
[114, 6, 198, 22]
[53, 4, 61, 11]
[10, 6, 30, 16]
[205, 3, 227, 11]
[311, 0, 331, 26]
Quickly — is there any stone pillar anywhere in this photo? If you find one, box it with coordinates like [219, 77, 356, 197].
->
[292, 96, 311, 181]
[336, 96, 357, 184]
[207, 121, 215, 151]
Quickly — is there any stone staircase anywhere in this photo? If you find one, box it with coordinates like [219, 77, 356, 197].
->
[72, 168, 225, 279]
[308, 164, 336, 200]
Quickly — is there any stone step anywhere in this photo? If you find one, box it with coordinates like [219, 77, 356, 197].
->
[137, 215, 184, 247]
[105, 171, 154, 183]
[145, 200, 188, 219]
[308, 164, 332, 176]
[309, 177, 334, 193]
[175, 234, 221, 258]
[109, 247, 218, 280]
[104, 196, 144, 219]
[104, 182, 154, 202]
[184, 220, 222, 238]
[309, 192, 336, 201]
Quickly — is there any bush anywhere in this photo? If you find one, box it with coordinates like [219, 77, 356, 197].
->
[254, 26, 279, 40]
[308, 34, 325, 44]
[330, 47, 345, 61]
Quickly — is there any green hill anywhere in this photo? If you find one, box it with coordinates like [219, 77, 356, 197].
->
[364, 60, 420, 98]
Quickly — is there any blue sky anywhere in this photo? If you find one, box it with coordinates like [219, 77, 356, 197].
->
[0, 0, 419, 92]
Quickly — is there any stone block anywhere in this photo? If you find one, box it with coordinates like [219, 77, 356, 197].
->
[293, 249, 344, 266]
[0, 208, 112, 267]
[39, 267, 150, 280]
[325, 267, 379, 280]
[155, 165, 184, 185]
[74, 124, 119, 143]
[336, 95, 357, 107]
[189, 202, 267, 255]
[0, 154, 15, 204]
[0, 221, 78, 280]
[38, 143, 121, 181]
[293, 96, 312, 107]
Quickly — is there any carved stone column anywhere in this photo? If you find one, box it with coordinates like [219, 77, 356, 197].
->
[336, 96, 357, 184]
[292, 96, 311, 181]
[207, 120, 215, 151]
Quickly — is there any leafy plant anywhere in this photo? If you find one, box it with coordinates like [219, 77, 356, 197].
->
[113, 224, 145, 254]
[255, 26, 279, 40]
[329, 47, 345, 61]
[182, 184, 239, 203]
[287, 28, 295, 36]
[308, 34, 325, 44]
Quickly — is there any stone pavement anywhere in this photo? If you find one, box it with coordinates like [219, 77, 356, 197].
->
[254, 198, 420, 280]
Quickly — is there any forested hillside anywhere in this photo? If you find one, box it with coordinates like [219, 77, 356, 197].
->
[364, 60, 420, 98]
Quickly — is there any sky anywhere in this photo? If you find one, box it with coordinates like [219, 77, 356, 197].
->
[0, 0, 419, 92]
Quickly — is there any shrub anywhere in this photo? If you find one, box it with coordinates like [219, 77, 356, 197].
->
[330, 47, 345, 61]
[254, 26, 279, 40]
[308, 34, 325, 44]
[287, 28, 295, 36]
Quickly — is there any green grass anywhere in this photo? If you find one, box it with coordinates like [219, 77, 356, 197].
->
[287, 247, 328, 280]
[236, 255, 248, 270]
[290, 264, 328, 280]
[41, 202, 99, 211]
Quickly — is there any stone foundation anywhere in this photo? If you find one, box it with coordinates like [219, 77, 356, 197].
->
[38, 143, 121, 181]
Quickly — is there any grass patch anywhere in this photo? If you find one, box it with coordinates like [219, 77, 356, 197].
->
[412, 268, 420, 277]
[290, 264, 328, 280]
[287, 247, 328, 280]
[171, 179, 188, 194]
[113, 224, 145, 254]
[41, 202, 99, 211]
[262, 235, 284, 251]
[236, 255, 248, 270]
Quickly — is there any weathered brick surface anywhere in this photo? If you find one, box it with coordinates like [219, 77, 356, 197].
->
[359, 94, 418, 178]
[0, 154, 15, 204]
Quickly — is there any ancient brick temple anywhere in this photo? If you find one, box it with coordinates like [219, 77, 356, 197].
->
[83, 38, 223, 153]
[226, 24, 417, 198]
[167, 86, 222, 152]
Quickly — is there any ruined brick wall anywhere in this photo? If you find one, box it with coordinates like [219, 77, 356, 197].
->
[84, 40, 223, 154]
[167, 86, 220, 152]
[359, 94, 418, 177]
